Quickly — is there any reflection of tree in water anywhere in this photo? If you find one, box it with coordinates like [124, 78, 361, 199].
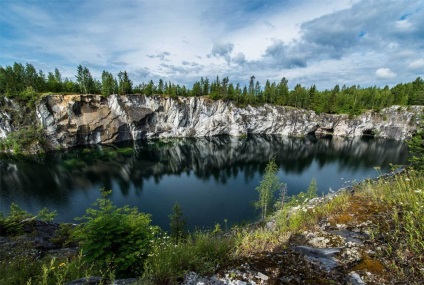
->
[0, 135, 409, 205]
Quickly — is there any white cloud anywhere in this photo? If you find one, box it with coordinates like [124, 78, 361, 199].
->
[396, 19, 412, 30]
[376, 68, 397, 79]
[408, 59, 424, 70]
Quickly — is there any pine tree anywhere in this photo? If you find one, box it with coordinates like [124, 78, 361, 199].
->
[255, 159, 283, 219]
[169, 202, 187, 244]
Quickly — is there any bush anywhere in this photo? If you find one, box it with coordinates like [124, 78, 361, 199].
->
[0, 203, 33, 236]
[72, 189, 157, 278]
[0, 204, 57, 236]
[0, 126, 46, 154]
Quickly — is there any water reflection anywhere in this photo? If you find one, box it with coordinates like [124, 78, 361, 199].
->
[0, 135, 409, 229]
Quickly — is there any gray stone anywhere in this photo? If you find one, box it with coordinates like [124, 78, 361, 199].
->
[256, 272, 269, 281]
[65, 276, 104, 285]
[329, 229, 368, 246]
[294, 246, 342, 271]
[112, 278, 138, 284]
[348, 271, 367, 285]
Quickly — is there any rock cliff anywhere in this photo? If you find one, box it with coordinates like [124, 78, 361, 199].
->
[33, 94, 422, 149]
[1, 94, 422, 149]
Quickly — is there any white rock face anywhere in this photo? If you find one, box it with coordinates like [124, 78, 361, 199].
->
[32, 94, 423, 149]
[0, 97, 19, 139]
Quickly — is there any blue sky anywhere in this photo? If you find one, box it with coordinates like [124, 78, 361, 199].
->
[0, 0, 423, 89]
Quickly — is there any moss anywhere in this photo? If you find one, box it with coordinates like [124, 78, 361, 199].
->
[353, 255, 385, 275]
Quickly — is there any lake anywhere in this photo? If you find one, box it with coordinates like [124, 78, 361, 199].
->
[0, 135, 409, 230]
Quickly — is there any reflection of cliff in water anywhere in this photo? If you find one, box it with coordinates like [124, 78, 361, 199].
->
[0, 135, 409, 203]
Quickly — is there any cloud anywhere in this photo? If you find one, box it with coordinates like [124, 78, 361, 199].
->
[1, 0, 423, 89]
[160, 62, 204, 76]
[408, 59, 424, 70]
[147, 52, 171, 61]
[210, 43, 234, 64]
[376, 68, 397, 79]
[233, 53, 246, 66]
[263, 40, 307, 68]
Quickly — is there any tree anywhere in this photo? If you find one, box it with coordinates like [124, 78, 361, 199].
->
[408, 115, 424, 171]
[306, 178, 318, 199]
[249, 75, 255, 96]
[169, 202, 187, 244]
[157, 79, 164, 95]
[202, 77, 210, 95]
[101, 70, 116, 96]
[118, 70, 133, 95]
[255, 159, 284, 219]
[75, 65, 94, 94]
[276, 77, 289, 105]
[47, 69, 63, 93]
[24, 63, 38, 91]
[192, 81, 202, 96]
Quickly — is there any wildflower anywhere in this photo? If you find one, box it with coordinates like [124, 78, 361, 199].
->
[405, 178, 410, 181]
[59, 263, 66, 267]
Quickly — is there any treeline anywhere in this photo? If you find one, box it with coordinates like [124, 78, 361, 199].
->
[1, 62, 424, 115]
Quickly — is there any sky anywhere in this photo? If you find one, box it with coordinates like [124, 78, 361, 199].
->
[0, 0, 423, 90]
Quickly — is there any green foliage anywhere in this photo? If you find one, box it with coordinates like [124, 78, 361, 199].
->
[118, 70, 133, 95]
[0, 204, 56, 236]
[75, 65, 98, 94]
[212, 223, 223, 235]
[254, 159, 284, 219]
[408, 115, 424, 171]
[0, 255, 44, 285]
[169, 202, 187, 244]
[142, 231, 232, 285]
[101, 70, 117, 96]
[286, 178, 319, 208]
[0, 126, 46, 154]
[0, 251, 96, 285]
[36, 207, 57, 222]
[0, 203, 33, 236]
[72, 189, 157, 278]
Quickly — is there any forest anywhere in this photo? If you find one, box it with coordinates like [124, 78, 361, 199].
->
[1, 62, 424, 115]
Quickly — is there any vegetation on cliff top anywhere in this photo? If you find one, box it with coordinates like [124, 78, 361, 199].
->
[1, 62, 424, 116]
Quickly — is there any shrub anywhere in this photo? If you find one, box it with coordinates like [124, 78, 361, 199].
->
[0, 204, 57, 237]
[72, 189, 157, 278]
[0, 203, 33, 236]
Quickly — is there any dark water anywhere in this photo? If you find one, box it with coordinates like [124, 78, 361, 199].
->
[0, 135, 409, 230]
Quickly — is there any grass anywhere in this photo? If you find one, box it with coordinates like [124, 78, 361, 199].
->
[229, 170, 424, 283]
[141, 231, 233, 285]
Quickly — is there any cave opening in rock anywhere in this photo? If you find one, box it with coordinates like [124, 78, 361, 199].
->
[315, 127, 334, 138]
[362, 129, 376, 137]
